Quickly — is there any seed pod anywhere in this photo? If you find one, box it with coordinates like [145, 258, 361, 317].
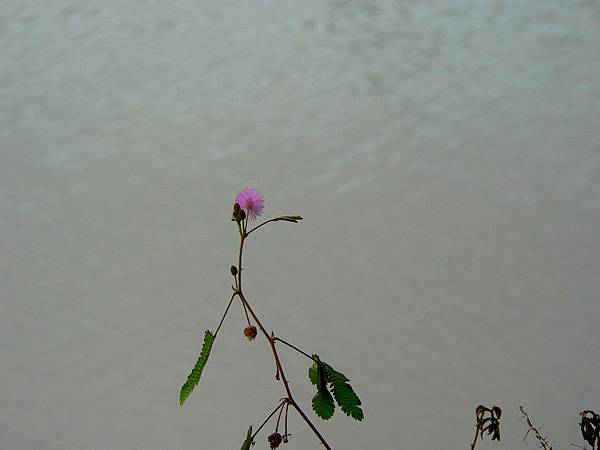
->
[243, 326, 257, 341]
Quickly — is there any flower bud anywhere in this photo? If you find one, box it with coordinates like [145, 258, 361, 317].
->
[243, 326, 257, 341]
[230, 265, 238, 276]
[268, 432, 283, 449]
[231, 203, 242, 221]
[238, 209, 246, 221]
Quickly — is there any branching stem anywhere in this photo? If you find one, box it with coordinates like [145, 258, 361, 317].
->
[234, 224, 333, 450]
[519, 405, 553, 450]
[251, 400, 286, 440]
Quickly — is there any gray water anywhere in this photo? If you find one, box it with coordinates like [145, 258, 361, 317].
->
[2, 1, 600, 449]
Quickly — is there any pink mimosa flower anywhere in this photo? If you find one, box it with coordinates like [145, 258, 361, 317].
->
[235, 188, 264, 220]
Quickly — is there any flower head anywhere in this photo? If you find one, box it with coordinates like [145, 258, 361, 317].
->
[235, 188, 264, 221]
[268, 432, 283, 449]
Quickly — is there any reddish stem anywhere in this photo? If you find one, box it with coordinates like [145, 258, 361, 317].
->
[235, 228, 332, 450]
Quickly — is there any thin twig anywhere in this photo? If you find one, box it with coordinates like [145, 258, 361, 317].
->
[520, 405, 553, 450]
[214, 292, 238, 338]
[470, 420, 480, 450]
[275, 399, 287, 433]
[241, 299, 252, 327]
[246, 216, 302, 236]
[284, 401, 290, 442]
[251, 400, 286, 440]
[274, 337, 316, 362]
[246, 218, 277, 236]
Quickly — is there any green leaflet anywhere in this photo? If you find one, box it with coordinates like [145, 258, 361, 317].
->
[310, 357, 334, 419]
[326, 365, 364, 421]
[312, 390, 335, 420]
[240, 426, 254, 450]
[308, 357, 364, 422]
[179, 330, 214, 406]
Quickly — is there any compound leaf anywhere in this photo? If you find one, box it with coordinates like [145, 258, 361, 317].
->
[179, 330, 214, 406]
[308, 357, 364, 421]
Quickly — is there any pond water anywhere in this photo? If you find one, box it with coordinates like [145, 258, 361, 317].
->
[1, 1, 600, 448]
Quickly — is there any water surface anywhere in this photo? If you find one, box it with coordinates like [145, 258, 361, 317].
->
[1, 1, 600, 448]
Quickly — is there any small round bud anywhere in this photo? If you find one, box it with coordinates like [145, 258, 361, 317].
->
[268, 432, 283, 449]
[243, 326, 257, 341]
[230, 265, 238, 276]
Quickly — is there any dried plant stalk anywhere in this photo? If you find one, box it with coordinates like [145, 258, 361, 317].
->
[519, 405, 553, 450]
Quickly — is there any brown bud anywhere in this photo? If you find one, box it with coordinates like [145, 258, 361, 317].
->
[244, 326, 257, 341]
[238, 209, 246, 221]
[268, 432, 283, 449]
[230, 265, 238, 276]
[232, 203, 242, 221]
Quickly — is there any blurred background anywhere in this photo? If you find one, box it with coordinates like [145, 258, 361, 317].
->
[1, 1, 599, 449]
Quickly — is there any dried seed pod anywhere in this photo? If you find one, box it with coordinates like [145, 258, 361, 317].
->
[243, 326, 257, 341]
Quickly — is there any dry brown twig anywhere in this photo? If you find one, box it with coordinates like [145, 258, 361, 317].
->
[519, 405, 553, 450]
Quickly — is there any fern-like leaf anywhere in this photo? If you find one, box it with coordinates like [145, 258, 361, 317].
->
[312, 390, 335, 420]
[324, 364, 364, 421]
[179, 330, 214, 406]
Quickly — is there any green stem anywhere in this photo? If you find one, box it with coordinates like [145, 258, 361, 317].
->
[246, 218, 277, 236]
